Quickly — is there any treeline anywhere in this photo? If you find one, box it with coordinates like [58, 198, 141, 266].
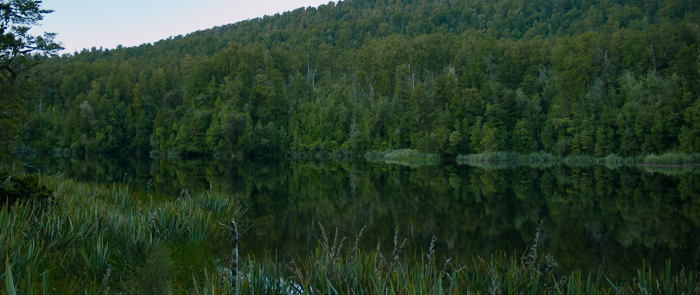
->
[22, 0, 700, 157]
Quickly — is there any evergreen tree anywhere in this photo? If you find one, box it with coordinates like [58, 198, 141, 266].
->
[0, 0, 60, 158]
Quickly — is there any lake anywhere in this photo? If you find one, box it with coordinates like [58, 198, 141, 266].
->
[25, 154, 700, 279]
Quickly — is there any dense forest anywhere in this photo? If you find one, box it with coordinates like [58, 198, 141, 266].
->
[22, 0, 700, 157]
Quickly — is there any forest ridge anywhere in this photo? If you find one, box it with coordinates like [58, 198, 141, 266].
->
[24, 0, 700, 157]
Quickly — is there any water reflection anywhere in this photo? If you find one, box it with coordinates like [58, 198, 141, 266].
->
[26, 155, 700, 279]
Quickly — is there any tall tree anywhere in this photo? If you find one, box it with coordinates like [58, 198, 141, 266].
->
[0, 0, 60, 158]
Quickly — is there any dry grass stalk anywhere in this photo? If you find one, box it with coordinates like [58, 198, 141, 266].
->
[317, 222, 329, 262]
[376, 239, 387, 270]
[522, 220, 543, 276]
[427, 236, 437, 262]
[100, 264, 111, 292]
[487, 259, 499, 295]
[350, 225, 366, 261]
[178, 188, 190, 201]
[391, 228, 407, 267]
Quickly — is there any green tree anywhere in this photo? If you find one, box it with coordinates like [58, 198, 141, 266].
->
[10, 0, 700, 158]
[0, 0, 61, 158]
[512, 118, 535, 153]
[446, 130, 463, 155]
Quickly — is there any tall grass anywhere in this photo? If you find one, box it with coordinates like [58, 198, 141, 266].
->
[189, 223, 700, 295]
[365, 149, 440, 167]
[1, 171, 243, 293]
[3, 172, 699, 293]
[365, 148, 440, 160]
[643, 152, 700, 165]
[457, 152, 642, 169]
[642, 165, 700, 175]
[290, 150, 358, 160]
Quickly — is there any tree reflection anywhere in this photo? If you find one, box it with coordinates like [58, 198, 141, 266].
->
[27, 155, 700, 279]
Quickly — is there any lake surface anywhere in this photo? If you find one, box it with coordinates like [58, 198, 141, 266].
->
[25, 155, 700, 279]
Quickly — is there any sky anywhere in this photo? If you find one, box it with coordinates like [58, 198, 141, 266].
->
[32, 0, 337, 54]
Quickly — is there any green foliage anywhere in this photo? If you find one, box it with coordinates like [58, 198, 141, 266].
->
[365, 148, 440, 167]
[643, 152, 700, 165]
[137, 243, 174, 295]
[188, 224, 700, 295]
[11, 154, 700, 291]
[18, 0, 700, 160]
[457, 151, 645, 169]
[0, 170, 52, 208]
[365, 148, 439, 160]
[0, 0, 61, 159]
[0, 173, 242, 293]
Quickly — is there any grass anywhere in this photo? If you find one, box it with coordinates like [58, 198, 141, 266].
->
[370, 157, 440, 167]
[1, 170, 243, 293]
[190, 223, 700, 295]
[457, 152, 645, 169]
[458, 151, 700, 170]
[365, 148, 440, 160]
[642, 152, 700, 165]
[365, 149, 440, 167]
[641, 165, 700, 175]
[290, 150, 358, 160]
[3, 170, 699, 294]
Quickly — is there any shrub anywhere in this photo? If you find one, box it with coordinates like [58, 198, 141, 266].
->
[0, 170, 53, 208]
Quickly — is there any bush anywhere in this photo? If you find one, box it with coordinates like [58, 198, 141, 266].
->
[0, 170, 53, 208]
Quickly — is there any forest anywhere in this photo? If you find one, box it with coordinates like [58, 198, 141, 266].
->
[20, 0, 700, 158]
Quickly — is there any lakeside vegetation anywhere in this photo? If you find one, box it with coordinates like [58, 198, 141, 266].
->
[2, 169, 699, 293]
[2, 0, 700, 292]
[0, 169, 242, 293]
[365, 148, 439, 160]
[642, 152, 700, 166]
[21, 154, 700, 277]
[191, 225, 700, 295]
[365, 148, 440, 167]
[457, 151, 700, 169]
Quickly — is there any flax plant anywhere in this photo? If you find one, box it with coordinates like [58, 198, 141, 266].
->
[1, 171, 243, 293]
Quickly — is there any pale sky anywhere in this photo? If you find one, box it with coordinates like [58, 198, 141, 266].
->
[32, 0, 337, 54]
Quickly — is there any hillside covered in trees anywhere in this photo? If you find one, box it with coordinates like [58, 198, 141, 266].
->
[22, 0, 700, 158]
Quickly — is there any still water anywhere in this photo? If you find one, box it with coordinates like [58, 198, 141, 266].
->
[26, 155, 700, 279]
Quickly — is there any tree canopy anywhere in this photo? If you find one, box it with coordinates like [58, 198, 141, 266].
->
[0, 0, 60, 158]
[20, 0, 700, 157]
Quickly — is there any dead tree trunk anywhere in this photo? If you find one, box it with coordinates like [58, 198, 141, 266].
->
[230, 219, 239, 295]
